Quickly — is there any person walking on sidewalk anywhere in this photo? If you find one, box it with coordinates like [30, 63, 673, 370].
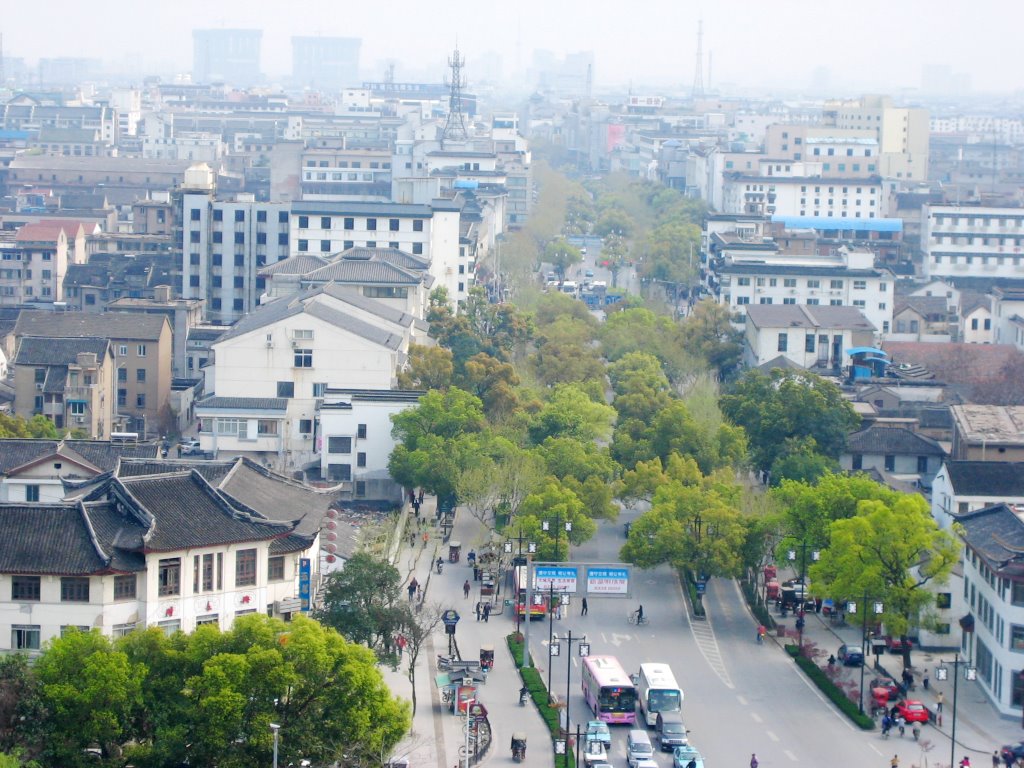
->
[936, 690, 944, 712]
[476, 602, 482, 621]
[407, 578, 418, 601]
[483, 603, 491, 622]
[581, 598, 588, 616]
[463, 580, 471, 599]
[991, 751, 999, 768]
[890, 756, 899, 768]
[750, 754, 758, 768]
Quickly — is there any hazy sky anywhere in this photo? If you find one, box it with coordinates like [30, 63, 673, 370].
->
[5, 0, 1023, 94]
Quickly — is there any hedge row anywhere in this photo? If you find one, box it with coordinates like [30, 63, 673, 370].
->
[741, 577, 776, 630]
[785, 645, 875, 730]
[506, 632, 577, 768]
[679, 569, 706, 619]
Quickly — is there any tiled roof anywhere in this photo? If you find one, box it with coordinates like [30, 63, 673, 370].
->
[303, 258, 422, 285]
[116, 458, 235, 485]
[719, 263, 886, 278]
[895, 295, 949, 319]
[116, 472, 292, 552]
[945, 461, 1024, 497]
[320, 283, 424, 329]
[218, 459, 338, 539]
[80, 501, 148, 572]
[13, 336, 109, 366]
[196, 396, 288, 411]
[213, 295, 305, 344]
[0, 503, 110, 575]
[14, 220, 83, 243]
[882, 343, 1023, 390]
[845, 425, 945, 456]
[42, 366, 67, 393]
[0, 439, 60, 473]
[959, 504, 1024, 578]
[746, 304, 875, 331]
[304, 301, 404, 350]
[258, 254, 330, 276]
[340, 247, 430, 271]
[16, 309, 168, 341]
[67, 441, 159, 471]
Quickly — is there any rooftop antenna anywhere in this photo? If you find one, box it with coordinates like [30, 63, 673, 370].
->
[692, 19, 705, 99]
[442, 43, 468, 147]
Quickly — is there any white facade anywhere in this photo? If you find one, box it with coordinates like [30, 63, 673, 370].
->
[930, 462, 1024, 531]
[991, 288, 1024, 351]
[717, 246, 894, 334]
[721, 165, 885, 220]
[743, 304, 876, 368]
[961, 303, 994, 344]
[922, 205, 1024, 282]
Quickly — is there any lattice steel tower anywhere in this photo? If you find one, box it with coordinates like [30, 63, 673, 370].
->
[442, 46, 469, 146]
[692, 20, 705, 99]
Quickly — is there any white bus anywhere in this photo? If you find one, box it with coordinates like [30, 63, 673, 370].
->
[637, 662, 683, 726]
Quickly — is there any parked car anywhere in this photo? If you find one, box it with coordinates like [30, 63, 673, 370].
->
[672, 745, 705, 768]
[585, 268, 595, 277]
[585, 721, 611, 749]
[896, 700, 930, 723]
[838, 644, 864, 666]
[580, 247, 588, 255]
[178, 438, 202, 455]
[885, 635, 913, 653]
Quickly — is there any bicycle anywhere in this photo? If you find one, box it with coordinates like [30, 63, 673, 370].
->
[628, 610, 648, 625]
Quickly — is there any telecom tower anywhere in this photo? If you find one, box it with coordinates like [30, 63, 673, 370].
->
[692, 20, 705, 100]
[441, 46, 468, 147]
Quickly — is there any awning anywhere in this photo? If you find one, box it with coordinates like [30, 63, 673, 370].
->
[846, 347, 886, 357]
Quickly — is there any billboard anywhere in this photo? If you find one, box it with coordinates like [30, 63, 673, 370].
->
[530, 563, 632, 597]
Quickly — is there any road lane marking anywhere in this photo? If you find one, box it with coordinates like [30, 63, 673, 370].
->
[600, 632, 607, 643]
[868, 744, 882, 756]
[751, 712, 763, 723]
[784, 749, 798, 761]
[767, 730, 779, 742]
[609, 633, 632, 647]
[685, 609, 734, 689]
[737, 695, 748, 705]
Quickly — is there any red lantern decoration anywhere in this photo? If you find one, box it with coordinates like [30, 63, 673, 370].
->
[241, 594, 251, 604]
[165, 606, 174, 617]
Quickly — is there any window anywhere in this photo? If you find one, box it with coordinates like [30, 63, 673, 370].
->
[783, 278, 797, 288]
[279, 211, 289, 224]
[917, 456, 929, 473]
[830, 280, 843, 289]
[357, 452, 367, 467]
[357, 423, 367, 439]
[257, 210, 267, 223]
[328, 463, 352, 481]
[194, 553, 216, 592]
[299, 419, 313, 435]
[268, 556, 285, 581]
[852, 455, 863, 470]
[277, 381, 295, 398]
[329, 436, 352, 454]
[936, 592, 952, 609]
[321, 216, 331, 229]
[805, 334, 815, 353]
[294, 349, 313, 368]
[737, 277, 751, 286]
[777, 333, 788, 352]
[61, 577, 90, 602]
[736, 296, 750, 305]
[136, 394, 146, 408]
[157, 619, 180, 636]
[11, 625, 40, 650]
[212, 231, 222, 244]
[366, 218, 377, 230]
[112, 623, 136, 637]
[321, 239, 331, 253]
[389, 218, 400, 231]
[12, 575, 40, 601]
[137, 344, 147, 357]
[298, 216, 309, 228]
[298, 239, 308, 252]
[25, 485, 40, 502]
[853, 280, 867, 290]
[344, 217, 354, 230]
[233, 210, 245, 223]
[136, 368, 146, 383]
[257, 420, 279, 436]
[312, 382, 328, 398]
[113, 574, 136, 600]
[412, 242, 424, 255]
[884, 455, 896, 472]
[158, 558, 181, 596]
[235, 549, 257, 587]
[196, 614, 219, 626]
[213, 209, 224, 222]
[278, 233, 289, 246]
[413, 219, 424, 232]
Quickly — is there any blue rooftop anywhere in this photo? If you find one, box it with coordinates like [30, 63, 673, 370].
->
[772, 215, 903, 233]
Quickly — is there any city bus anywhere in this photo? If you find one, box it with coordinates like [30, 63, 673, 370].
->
[513, 564, 548, 620]
[581, 655, 638, 725]
[637, 662, 684, 726]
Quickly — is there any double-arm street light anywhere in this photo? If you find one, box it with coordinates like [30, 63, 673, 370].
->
[846, 593, 884, 715]
[787, 541, 820, 651]
[550, 631, 590, 768]
[934, 653, 976, 768]
[543, 516, 573, 562]
[503, 528, 536, 635]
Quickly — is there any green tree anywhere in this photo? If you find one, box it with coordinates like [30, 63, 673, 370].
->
[0, 413, 59, 439]
[396, 344, 453, 390]
[527, 384, 616, 445]
[459, 353, 520, 421]
[679, 300, 744, 378]
[536, 437, 618, 484]
[720, 368, 860, 470]
[0, 655, 42, 756]
[593, 209, 635, 238]
[809, 494, 958, 666]
[769, 437, 839, 486]
[511, 480, 598, 560]
[33, 629, 144, 767]
[544, 237, 583, 280]
[317, 553, 406, 659]
[390, 389, 485, 449]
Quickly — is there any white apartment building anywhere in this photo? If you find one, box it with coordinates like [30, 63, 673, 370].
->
[289, 199, 467, 305]
[931, 461, 1024, 530]
[922, 205, 1024, 282]
[743, 303, 876, 368]
[716, 245, 895, 333]
[991, 286, 1024, 351]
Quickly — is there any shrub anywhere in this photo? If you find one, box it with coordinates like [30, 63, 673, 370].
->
[506, 633, 577, 767]
[680, 569, 706, 618]
[785, 645, 874, 729]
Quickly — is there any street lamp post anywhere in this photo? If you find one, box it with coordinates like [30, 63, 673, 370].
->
[787, 541, 820, 652]
[935, 653, 975, 768]
[504, 528, 536, 636]
[269, 723, 280, 768]
[847, 594, 884, 715]
[543, 516, 572, 562]
[550, 632, 590, 768]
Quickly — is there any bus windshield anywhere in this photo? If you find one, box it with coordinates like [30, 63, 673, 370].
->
[648, 689, 682, 713]
[598, 686, 637, 713]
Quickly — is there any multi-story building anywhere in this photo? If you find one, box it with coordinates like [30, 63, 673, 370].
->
[822, 95, 929, 181]
[192, 29, 262, 86]
[991, 286, 1024, 351]
[743, 303, 876, 368]
[297, 147, 392, 200]
[0, 459, 333, 651]
[0, 220, 94, 306]
[106, 289, 205, 379]
[950, 405, 1024, 462]
[11, 337, 114, 438]
[922, 205, 1024, 282]
[763, 125, 880, 177]
[177, 164, 291, 325]
[14, 310, 172, 436]
[291, 36, 361, 91]
[931, 461, 1024, 530]
[715, 245, 895, 333]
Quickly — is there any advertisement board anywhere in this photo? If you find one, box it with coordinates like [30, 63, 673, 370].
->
[585, 566, 630, 596]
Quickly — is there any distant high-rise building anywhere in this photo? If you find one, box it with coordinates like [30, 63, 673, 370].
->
[192, 29, 262, 86]
[291, 36, 361, 90]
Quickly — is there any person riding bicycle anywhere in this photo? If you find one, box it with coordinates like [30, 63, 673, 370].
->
[636, 604, 645, 624]
[881, 714, 892, 737]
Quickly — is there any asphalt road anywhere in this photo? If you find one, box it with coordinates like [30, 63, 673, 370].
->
[525, 510, 930, 768]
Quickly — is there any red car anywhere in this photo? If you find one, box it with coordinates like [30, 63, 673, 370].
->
[885, 635, 913, 653]
[896, 700, 930, 723]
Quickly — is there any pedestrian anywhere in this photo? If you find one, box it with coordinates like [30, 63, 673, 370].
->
[476, 602, 482, 621]
[416, 585, 423, 601]
[483, 603, 491, 622]
[422, 531, 429, 548]
[407, 578, 418, 601]
[1003, 751, 1014, 768]
[396, 634, 406, 658]
[750, 753, 759, 768]
[936, 690, 944, 712]
[891, 756, 899, 768]
[419, 488, 425, 504]
[463, 580, 471, 599]
[902, 668, 913, 691]
[581, 597, 588, 616]
[960, 757, 971, 768]
[992, 750, 1000, 768]
[409, 531, 415, 548]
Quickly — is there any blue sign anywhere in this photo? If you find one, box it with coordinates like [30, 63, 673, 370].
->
[535, 566, 579, 594]
[442, 609, 461, 626]
[695, 581, 706, 594]
[299, 558, 311, 611]
[586, 566, 630, 596]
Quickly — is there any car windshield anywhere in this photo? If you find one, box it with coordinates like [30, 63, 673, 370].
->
[663, 723, 686, 735]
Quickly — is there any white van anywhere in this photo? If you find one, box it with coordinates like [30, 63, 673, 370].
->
[626, 730, 654, 767]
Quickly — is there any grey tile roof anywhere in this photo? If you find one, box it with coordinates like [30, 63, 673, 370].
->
[845, 425, 946, 456]
[746, 304, 876, 331]
[16, 309, 168, 341]
[258, 254, 330, 276]
[80, 501, 148, 572]
[0, 439, 60, 473]
[895, 296, 949, 319]
[42, 366, 67, 393]
[719, 263, 886, 278]
[196, 396, 288, 411]
[116, 472, 293, 552]
[304, 301, 404, 350]
[945, 461, 1024, 497]
[320, 283, 422, 328]
[116, 458, 235, 485]
[67, 441, 159, 471]
[959, 504, 1024, 577]
[341, 247, 430, 271]
[0, 503, 110, 575]
[219, 459, 338, 538]
[13, 336, 109, 366]
[212, 295, 306, 344]
[303, 258, 422, 286]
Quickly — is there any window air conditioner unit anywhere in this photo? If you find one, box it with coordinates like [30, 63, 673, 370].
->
[75, 415, 86, 424]
[35, 383, 43, 391]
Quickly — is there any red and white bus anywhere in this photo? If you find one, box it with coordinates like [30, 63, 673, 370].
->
[581, 655, 638, 724]
[513, 564, 549, 620]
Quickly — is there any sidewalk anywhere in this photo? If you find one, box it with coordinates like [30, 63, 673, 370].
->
[766, 576, 1023, 758]
[381, 499, 555, 768]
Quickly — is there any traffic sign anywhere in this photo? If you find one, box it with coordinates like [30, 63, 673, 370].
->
[441, 609, 461, 626]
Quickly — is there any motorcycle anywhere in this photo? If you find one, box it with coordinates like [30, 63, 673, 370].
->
[436, 559, 444, 574]
[511, 733, 527, 763]
[519, 687, 529, 706]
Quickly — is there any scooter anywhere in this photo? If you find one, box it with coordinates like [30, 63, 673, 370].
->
[519, 687, 529, 706]
[436, 559, 444, 574]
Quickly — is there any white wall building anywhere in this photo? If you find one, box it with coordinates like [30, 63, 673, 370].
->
[922, 205, 1024, 282]
[991, 287, 1024, 351]
[931, 461, 1024, 530]
[743, 303, 876, 368]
